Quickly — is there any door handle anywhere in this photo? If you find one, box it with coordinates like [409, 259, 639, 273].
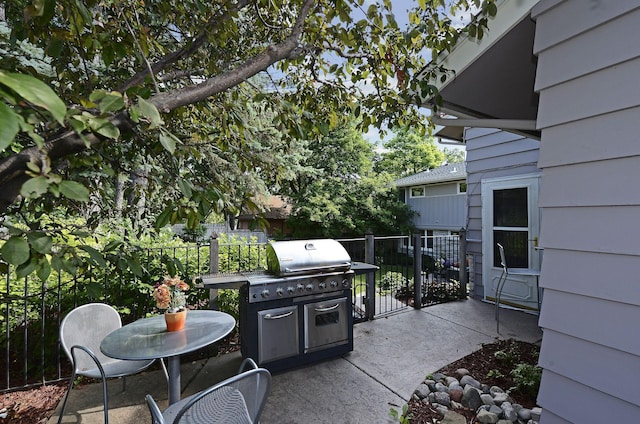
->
[264, 311, 294, 320]
[314, 303, 340, 313]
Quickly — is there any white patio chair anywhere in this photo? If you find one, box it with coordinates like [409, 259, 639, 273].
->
[57, 303, 157, 424]
[146, 358, 271, 424]
[495, 243, 541, 333]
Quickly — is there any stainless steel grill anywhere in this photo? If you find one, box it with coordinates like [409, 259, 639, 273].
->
[200, 239, 360, 372]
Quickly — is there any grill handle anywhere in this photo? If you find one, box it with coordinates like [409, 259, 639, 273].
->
[264, 311, 294, 320]
[314, 303, 340, 313]
[284, 262, 350, 274]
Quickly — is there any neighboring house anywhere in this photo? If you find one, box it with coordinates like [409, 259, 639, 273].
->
[236, 195, 291, 238]
[422, 0, 640, 421]
[394, 162, 467, 257]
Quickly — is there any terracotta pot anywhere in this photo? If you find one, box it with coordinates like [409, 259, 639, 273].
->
[164, 309, 187, 332]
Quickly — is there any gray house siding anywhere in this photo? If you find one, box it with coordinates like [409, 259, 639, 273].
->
[406, 186, 466, 231]
[533, 0, 640, 421]
[464, 127, 540, 300]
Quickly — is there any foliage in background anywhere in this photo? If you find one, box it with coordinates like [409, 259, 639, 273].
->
[376, 128, 445, 177]
[0, 0, 497, 282]
[284, 120, 416, 238]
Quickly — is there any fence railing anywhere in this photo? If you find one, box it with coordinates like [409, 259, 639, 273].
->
[0, 232, 467, 393]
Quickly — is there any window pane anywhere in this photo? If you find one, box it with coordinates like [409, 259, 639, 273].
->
[493, 188, 528, 227]
[494, 230, 528, 268]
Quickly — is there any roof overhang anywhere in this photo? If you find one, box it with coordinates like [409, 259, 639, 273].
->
[422, 0, 540, 141]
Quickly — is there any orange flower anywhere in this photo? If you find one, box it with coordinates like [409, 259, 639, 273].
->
[152, 275, 190, 312]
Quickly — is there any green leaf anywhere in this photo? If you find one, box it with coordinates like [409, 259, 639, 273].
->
[27, 232, 53, 254]
[136, 96, 163, 129]
[36, 259, 51, 281]
[59, 180, 90, 201]
[127, 258, 143, 277]
[16, 257, 37, 279]
[0, 102, 20, 150]
[20, 176, 50, 198]
[79, 245, 107, 267]
[98, 92, 125, 113]
[155, 207, 173, 228]
[177, 178, 192, 198]
[159, 130, 179, 154]
[0, 71, 66, 124]
[1, 237, 30, 265]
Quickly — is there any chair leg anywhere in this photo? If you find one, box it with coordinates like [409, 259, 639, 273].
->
[101, 375, 109, 424]
[57, 370, 77, 424]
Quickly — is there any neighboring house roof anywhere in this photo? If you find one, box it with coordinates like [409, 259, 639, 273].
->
[237, 195, 291, 220]
[394, 162, 466, 188]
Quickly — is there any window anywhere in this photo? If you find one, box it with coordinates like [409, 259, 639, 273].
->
[410, 186, 425, 198]
[458, 182, 467, 193]
[492, 187, 529, 268]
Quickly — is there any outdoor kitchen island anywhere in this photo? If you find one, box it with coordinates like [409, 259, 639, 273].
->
[198, 239, 377, 373]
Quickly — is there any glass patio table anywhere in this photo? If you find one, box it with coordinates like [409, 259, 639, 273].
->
[100, 309, 235, 405]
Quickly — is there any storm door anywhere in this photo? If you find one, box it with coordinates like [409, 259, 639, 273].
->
[482, 174, 541, 311]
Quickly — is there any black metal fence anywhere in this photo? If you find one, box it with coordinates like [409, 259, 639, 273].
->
[0, 232, 466, 393]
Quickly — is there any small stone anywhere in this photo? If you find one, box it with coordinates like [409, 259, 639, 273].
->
[449, 383, 462, 392]
[456, 368, 470, 378]
[440, 410, 467, 424]
[489, 386, 505, 396]
[450, 387, 463, 403]
[434, 391, 451, 407]
[460, 375, 482, 389]
[435, 382, 450, 393]
[446, 376, 460, 386]
[476, 408, 499, 424]
[501, 401, 517, 421]
[481, 393, 495, 405]
[517, 407, 532, 420]
[450, 400, 463, 409]
[497, 420, 513, 424]
[531, 407, 542, 420]
[428, 392, 436, 403]
[488, 405, 502, 416]
[414, 383, 430, 399]
[432, 372, 446, 381]
[492, 392, 510, 405]
[436, 405, 449, 416]
[461, 386, 482, 410]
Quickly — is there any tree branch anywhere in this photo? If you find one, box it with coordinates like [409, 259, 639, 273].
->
[0, 0, 316, 215]
[117, 0, 252, 92]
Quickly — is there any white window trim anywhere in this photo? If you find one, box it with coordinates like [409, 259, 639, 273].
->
[409, 186, 425, 198]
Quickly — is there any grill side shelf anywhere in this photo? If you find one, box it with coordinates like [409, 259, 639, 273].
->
[195, 274, 249, 290]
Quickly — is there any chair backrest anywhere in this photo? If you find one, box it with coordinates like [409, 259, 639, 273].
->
[497, 243, 508, 270]
[60, 303, 123, 373]
[174, 364, 271, 424]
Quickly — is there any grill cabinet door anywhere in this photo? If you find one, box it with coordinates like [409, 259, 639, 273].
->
[304, 297, 349, 353]
[258, 305, 299, 363]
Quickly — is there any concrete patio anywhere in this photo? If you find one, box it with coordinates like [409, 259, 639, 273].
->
[49, 299, 542, 423]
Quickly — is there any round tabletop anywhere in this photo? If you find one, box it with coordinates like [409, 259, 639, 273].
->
[100, 310, 235, 360]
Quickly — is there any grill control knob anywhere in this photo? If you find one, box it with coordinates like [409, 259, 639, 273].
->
[297, 283, 305, 291]
[261, 289, 270, 298]
[330, 280, 338, 288]
[287, 286, 295, 294]
[276, 288, 284, 296]
[342, 279, 350, 288]
[318, 282, 327, 289]
[305, 283, 314, 291]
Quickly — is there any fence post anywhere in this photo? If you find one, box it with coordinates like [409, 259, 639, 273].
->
[413, 233, 422, 309]
[208, 233, 219, 309]
[459, 227, 467, 299]
[364, 231, 375, 320]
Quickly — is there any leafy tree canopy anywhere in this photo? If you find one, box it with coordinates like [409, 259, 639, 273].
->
[284, 119, 415, 237]
[377, 127, 445, 177]
[0, 0, 495, 279]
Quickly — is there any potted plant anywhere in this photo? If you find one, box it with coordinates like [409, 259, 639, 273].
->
[152, 276, 190, 331]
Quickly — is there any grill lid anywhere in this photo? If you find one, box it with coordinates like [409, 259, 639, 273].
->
[266, 239, 351, 276]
